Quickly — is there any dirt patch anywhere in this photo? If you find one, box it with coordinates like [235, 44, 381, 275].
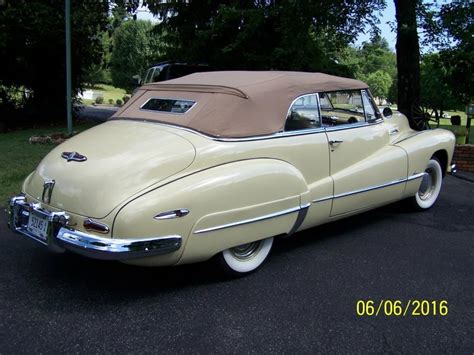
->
[29, 132, 75, 145]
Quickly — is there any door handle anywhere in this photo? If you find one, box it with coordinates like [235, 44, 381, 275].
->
[329, 140, 343, 152]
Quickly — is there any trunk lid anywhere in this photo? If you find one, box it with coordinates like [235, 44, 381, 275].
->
[25, 120, 195, 218]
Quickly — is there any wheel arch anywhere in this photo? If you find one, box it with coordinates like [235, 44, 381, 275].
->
[432, 149, 448, 177]
[394, 129, 455, 177]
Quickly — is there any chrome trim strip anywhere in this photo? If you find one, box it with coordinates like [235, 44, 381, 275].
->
[285, 92, 323, 129]
[115, 115, 380, 142]
[407, 172, 428, 181]
[393, 131, 424, 144]
[56, 228, 182, 260]
[154, 209, 190, 220]
[312, 195, 333, 203]
[271, 128, 326, 138]
[140, 120, 326, 141]
[333, 178, 406, 199]
[286, 203, 311, 236]
[324, 119, 383, 132]
[312, 173, 427, 203]
[194, 205, 302, 234]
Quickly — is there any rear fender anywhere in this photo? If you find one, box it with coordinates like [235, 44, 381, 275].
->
[113, 159, 309, 266]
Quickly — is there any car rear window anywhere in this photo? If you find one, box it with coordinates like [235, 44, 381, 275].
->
[140, 98, 195, 114]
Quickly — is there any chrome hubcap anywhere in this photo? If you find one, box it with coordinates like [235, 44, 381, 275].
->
[418, 168, 436, 201]
[230, 241, 261, 260]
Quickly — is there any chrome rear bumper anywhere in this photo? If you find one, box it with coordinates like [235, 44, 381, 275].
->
[7, 195, 182, 260]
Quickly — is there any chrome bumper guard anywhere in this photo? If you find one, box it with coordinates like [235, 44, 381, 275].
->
[7, 195, 182, 260]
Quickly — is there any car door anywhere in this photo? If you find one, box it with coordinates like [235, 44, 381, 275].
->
[323, 90, 408, 216]
[282, 93, 333, 230]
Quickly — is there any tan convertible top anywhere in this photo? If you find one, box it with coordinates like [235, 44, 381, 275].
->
[114, 71, 368, 138]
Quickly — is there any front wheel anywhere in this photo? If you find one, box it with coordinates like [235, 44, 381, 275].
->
[217, 237, 274, 277]
[409, 157, 443, 210]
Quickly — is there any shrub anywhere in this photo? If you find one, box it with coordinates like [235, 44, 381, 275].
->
[123, 95, 130, 104]
[115, 99, 123, 106]
[95, 96, 104, 104]
[108, 99, 114, 105]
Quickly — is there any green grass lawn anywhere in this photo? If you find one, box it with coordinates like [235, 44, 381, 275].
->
[80, 84, 127, 106]
[0, 122, 97, 206]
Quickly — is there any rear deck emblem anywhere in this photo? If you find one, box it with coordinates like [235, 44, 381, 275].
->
[61, 151, 87, 162]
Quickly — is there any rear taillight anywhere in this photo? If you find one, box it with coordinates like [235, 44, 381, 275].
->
[83, 218, 109, 233]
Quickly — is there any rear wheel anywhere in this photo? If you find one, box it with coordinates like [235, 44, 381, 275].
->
[409, 157, 443, 210]
[217, 237, 274, 277]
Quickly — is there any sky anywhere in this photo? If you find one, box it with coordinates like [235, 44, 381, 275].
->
[137, 2, 399, 50]
[355, 1, 397, 49]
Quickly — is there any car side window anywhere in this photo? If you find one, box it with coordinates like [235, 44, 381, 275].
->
[285, 94, 321, 131]
[362, 90, 378, 122]
[152, 67, 163, 82]
[319, 90, 365, 127]
[142, 69, 153, 85]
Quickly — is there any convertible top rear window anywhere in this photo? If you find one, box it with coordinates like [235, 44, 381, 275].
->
[141, 98, 195, 114]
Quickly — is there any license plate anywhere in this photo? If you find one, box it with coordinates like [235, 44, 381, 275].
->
[27, 213, 49, 241]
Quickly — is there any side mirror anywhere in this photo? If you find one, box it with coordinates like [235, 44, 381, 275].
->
[382, 107, 393, 118]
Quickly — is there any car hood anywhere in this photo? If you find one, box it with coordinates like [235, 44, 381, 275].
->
[24, 120, 196, 218]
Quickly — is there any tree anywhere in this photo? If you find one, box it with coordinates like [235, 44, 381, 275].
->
[365, 70, 393, 102]
[83, 32, 113, 86]
[420, 53, 461, 115]
[140, 0, 385, 74]
[394, 0, 421, 129]
[83, 3, 135, 87]
[393, 0, 472, 129]
[358, 35, 397, 79]
[338, 35, 397, 97]
[430, 1, 473, 104]
[0, 1, 109, 126]
[110, 20, 160, 91]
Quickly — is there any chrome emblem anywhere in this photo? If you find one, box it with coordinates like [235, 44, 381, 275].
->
[42, 180, 55, 204]
[61, 151, 87, 162]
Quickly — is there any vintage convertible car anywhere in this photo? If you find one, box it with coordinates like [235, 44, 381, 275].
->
[8, 71, 456, 275]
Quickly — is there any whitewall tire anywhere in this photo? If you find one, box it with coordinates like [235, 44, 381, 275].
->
[218, 237, 274, 276]
[411, 157, 443, 210]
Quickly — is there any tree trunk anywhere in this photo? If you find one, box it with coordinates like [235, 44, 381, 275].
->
[394, 0, 421, 129]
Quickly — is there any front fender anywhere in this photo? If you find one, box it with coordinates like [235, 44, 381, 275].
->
[113, 159, 309, 266]
[395, 128, 455, 197]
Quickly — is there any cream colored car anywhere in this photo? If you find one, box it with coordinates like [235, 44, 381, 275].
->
[8, 71, 456, 276]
